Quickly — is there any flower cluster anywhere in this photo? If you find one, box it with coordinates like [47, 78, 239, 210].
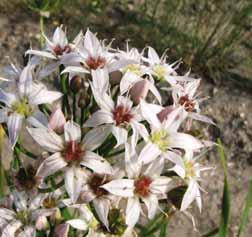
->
[0, 26, 215, 237]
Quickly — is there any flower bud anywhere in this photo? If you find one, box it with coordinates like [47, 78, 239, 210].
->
[78, 89, 90, 108]
[110, 71, 122, 84]
[70, 75, 83, 93]
[48, 107, 66, 134]
[157, 106, 174, 122]
[55, 223, 69, 237]
[130, 79, 150, 104]
[36, 215, 49, 231]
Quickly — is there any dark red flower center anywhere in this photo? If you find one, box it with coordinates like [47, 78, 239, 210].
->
[178, 95, 195, 112]
[64, 141, 84, 163]
[112, 105, 133, 126]
[88, 174, 110, 197]
[134, 176, 152, 197]
[85, 56, 106, 70]
[53, 44, 71, 56]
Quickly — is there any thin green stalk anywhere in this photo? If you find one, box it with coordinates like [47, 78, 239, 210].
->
[39, 15, 45, 48]
[72, 93, 77, 122]
[15, 142, 37, 159]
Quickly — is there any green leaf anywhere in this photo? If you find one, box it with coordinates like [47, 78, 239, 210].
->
[217, 139, 231, 237]
[237, 179, 252, 237]
[159, 220, 169, 237]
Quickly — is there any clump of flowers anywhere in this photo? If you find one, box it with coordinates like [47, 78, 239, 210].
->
[0, 26, 215, 236]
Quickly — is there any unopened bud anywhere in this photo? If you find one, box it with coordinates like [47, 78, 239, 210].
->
[36, 215, 49, 230]
[70, 76, 83, 93]
[78, 89, 90, 108]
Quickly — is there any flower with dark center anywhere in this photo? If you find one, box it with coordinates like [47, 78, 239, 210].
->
[63, 141, 84, 163]
[134, 176, 152, 198]
[43, 196, 57, 209]
[53, 44, 71, 56]
[89, 174, 109, 197]
[112, 105, 133, 126]
[85, 56, 106, 70]
[178, 95, 195, 112]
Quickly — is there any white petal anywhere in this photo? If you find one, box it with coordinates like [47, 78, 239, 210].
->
[101, 179, 134, 197]
[169, 133, 203, 150]
[163, 151, 184, 167]
[61, 66, 89, 75]
[148, 47, 160, 64]
[17, 226, 36, 237]
[142, 194, 159, 219]
[7, 113, 23, 148]
[93, 198, 110, 230]
[38, 62, 60, 79]
[111, 126, 128, 147]
[144, 158, 164, 177]
[53, 26, 68, 47]
[131, 120, 149, 144]
[64, 121, 81, 143]
[81, 151, 112, 174]
[26, 49, 57, 59]
[84, 29, 101, 57]
[84, 110, 113, 127]
[151, 177, 172, 194]
[138, 142, 161, 164]
[181, 180, 200, 211]
[65, 166, 85, 203]
[66, 219, 88, 231]
[91, 68, 109, 92]
[125, 143, 141, 179]
[27, 110, 48, 128]
[140, 100, 161, 129]
[0, 208, 16, 221]
[83, 125, 111, 151]
[36, 152, 67, 178]
[148, 81, 162, 104]
[108, 59, 136, 73]
[2, 221, 22, 237]
[170, 164, 186, 178]
[0, 88, 16, 107]
[0, 109, 7, 123]
[126, 197, 141, 227]
[27, 127, 64, 152]
[189, 112, 216, 125]
[120, 71, 141, 95]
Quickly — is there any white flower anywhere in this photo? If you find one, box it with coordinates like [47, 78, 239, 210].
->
[0, 65, 62, 147]
[101, 144, 172, 227]
[62, 29, 133, 77]
[0, 191, 48, 237]
[84, 83, 149, 147]
[27, 121, 113, 203]
[138, 99, 203, 165]
[172, 79, 215, 125]
[170, 150, 212, 211]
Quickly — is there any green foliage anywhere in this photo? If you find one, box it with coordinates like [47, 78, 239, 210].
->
[24, 0, 62, 13]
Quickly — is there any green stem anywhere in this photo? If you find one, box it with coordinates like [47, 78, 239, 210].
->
[15, 142, 37, 159]
[39, 15, 45, 48]
[72, 93, 77, 122]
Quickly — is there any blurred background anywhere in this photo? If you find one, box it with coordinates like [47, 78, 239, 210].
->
[0, 0, 251, 236]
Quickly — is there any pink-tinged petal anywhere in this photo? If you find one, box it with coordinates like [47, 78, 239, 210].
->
[18, 65, 33, 96]
[35, 215, 48, 231]
[181, 180, 200, 211]
[53, 26, 68, 47]
[120, 71, 142, 95]
[64, 121, 81, 143]
[61, 66, 89, 75]
[2, 220, 22, 237]
[157, 106, 174, 122]
[150, 177, 172, 194]
[138, 142, 161, 165]
[48, 108, 66, 133]
[130, 79, 150, 104]
[83, 125, 111, 151]
[91, 68, 109, 92]
[111, 126, 128, 147]
[81, 151, 113, 174]
[189, 112, 216, 125]
[0, 88, 16, 107]
[169, 132, 203, 150]
[93, 198, 110, 230]
[7, 113, 23, 148]
[84, 110, 113, 127]
[126, 197, 141, 227]
[36, 152, 67, 178]
[65, 167, 85, 203]
[27, 127, 64, 152]
[27, 110, 48, 128]
[140, 100, 161, 129]
[142, 194, 158, 219]
[66, 219, 88, 231]
[17, 226, 36, 237]
[26, 50, 57, 59]
[148, 47, 160, 64]
[101, 179, 135, 197]
[55, 223, 69, 237]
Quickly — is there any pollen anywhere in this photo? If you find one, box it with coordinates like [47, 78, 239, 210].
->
[185, 160, 196, 179]
[112, 105, 133, 126]
[12, 98, 33, 117]
[64, 141, 84, 163]
[153, 65, 166, 80]
[85, 56, 106, 70]
[178, 95, 195, 112]
[134, 176, 152, 197]
[150, 129, 170, 151]
[123, 64, 142, 75]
